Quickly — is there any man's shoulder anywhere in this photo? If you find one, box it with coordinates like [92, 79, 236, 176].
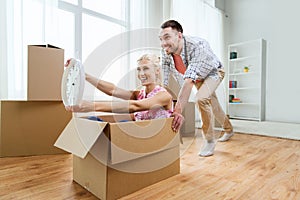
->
[184, 36, 211, 52]
[185, 35, 207, 44]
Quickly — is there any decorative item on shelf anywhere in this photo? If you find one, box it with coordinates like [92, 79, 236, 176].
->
[229, 80, 237, 88]
[230, 51, 237, 59]
[231, 98, 242, 103]
[244, 66, 249, 73]
[229, 95, 234, 102]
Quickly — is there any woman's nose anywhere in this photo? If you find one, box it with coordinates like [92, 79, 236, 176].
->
[138, 70, 145, 75]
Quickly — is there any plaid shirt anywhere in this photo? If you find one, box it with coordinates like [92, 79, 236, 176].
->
[161, 36, 222, 87]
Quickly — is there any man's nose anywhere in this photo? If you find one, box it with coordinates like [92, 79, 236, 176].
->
[160, 39, 167, 47]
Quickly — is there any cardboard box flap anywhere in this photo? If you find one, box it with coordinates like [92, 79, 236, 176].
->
[109, 118, 180, 164]
[54, 117, 107, 158]
[109, 133, 180, 164]
[111, 118, 174, 139]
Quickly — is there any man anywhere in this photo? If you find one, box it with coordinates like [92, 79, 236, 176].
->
[159, 20, 233, 157]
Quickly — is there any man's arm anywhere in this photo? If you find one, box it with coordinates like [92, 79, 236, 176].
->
[172, 78, 194, 131]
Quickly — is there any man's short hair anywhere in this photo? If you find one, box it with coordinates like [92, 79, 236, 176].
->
[160, 20, 183, 33]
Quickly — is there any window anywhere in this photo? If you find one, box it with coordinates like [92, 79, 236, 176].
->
[1, 0, 129, 100]
[82, 0, 125, 21]
[58, 0, 129, 100]
[58, 0, 128, 61]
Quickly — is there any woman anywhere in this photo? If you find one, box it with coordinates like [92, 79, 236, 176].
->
[65, 54, 173, 121]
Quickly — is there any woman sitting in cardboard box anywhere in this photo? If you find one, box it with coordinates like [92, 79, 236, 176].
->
[65, 54, 180, 130]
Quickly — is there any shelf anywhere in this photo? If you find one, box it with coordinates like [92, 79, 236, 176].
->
[228, 103, 259, 106]
[229, 55, 259, 62]
[229, 87, 259, 90]
[228, 38, 264, 47]
[227, 39, 266, 121]
[229, 72, 256, 76]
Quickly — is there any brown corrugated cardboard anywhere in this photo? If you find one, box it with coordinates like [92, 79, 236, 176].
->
[73, 149, 179, 200]
[55, 115, 180, 200]
[0, 101, 72, 157]
[27, 44, 64, 101]
[181, 102, 196, 136]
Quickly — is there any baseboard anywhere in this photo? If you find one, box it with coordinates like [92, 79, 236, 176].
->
[231, 119, 300, 140]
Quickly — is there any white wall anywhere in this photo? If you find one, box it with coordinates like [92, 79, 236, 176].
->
[224, 0, 300, 123]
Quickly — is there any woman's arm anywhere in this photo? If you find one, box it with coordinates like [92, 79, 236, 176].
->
[85, 73, 137, 100]
[124, 91, 172, 113]
[67, 91, 172, 113]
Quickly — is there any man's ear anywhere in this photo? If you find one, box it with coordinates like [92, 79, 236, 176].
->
[178, 31, 183, 39]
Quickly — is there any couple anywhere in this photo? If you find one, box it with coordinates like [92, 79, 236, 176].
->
[66, 20, 234, 157]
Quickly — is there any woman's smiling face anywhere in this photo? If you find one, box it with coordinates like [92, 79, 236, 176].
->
[137, 60, 158, 86]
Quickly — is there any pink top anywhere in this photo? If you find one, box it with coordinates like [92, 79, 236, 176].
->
[134, 86, 173, 121]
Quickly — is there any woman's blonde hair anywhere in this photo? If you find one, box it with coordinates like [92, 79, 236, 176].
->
[137, 54, 162, 86]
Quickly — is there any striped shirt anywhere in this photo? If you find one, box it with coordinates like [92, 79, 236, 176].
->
[161, 36, 222, 87]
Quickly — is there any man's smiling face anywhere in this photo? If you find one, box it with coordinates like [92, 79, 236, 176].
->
[159, 27, 182, 55]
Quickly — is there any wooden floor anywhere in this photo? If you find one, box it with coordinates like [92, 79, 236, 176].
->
[1, 130, 300, 200]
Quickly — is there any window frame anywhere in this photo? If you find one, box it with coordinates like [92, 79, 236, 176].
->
[57, 0, 130, 61]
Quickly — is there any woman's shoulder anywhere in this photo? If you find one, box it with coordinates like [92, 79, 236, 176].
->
[153, 85, 168, 93]
[152, 86, 172, 99]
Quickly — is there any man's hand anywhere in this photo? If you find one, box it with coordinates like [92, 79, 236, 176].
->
[171, 111, 184, 132]
[171, 78, 193, 132]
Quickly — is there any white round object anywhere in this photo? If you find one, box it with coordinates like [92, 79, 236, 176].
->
[61, 58, 85, 106]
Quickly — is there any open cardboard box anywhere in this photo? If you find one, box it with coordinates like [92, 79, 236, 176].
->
[55, 113, 180, 200]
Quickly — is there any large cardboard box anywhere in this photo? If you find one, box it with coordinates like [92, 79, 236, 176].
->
[0, 101, 72, 157]
[27, 44, 64, 101]
[55, 114, 180, 200]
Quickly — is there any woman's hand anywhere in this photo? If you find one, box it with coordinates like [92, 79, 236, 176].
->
[64, 58, 72, 67]
[65, 101, 95, 112]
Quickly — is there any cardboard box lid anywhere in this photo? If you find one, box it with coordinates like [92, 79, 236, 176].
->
[54, 117, 107, 158]
[29, 44, 62, 49]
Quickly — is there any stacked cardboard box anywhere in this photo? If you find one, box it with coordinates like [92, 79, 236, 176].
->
[0, 44, 72, 157]
[27, 44, 65, 101]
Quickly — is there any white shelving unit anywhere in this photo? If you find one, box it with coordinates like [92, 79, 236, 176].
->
[227, 39, 266, 121]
